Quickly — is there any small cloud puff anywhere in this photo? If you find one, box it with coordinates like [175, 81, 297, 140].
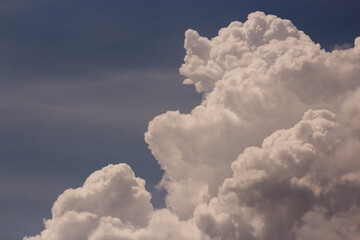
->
[25, 164, 154, 240]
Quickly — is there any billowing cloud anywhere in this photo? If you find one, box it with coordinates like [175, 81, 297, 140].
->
[24, 164, 154, 240]
[194, 108, 360, 239]
[25, 11, 360, 240]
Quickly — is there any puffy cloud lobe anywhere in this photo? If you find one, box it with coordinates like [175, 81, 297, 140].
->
[195, 109, 360, 240]
[180, 12, 302, 93]
[52, 164, 153, 227]
[25, 12, 360, 240]
[25, 164, 154, 240]
[194, 110, 334, 239]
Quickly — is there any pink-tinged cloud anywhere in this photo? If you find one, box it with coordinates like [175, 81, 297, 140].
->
[25, 11, 360, 240]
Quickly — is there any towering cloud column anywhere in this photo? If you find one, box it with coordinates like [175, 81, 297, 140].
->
[145, 11, 360, 220]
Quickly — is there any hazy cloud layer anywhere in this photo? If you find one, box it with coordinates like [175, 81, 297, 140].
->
[25, 12, 360, 240]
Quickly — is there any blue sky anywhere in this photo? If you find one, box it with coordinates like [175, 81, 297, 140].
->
[1, 1, 359, 239]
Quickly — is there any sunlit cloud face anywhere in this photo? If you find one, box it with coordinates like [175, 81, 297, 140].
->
[25, 11, 360, 240]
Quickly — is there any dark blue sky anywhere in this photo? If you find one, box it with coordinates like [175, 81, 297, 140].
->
[1, 1, 359, 239]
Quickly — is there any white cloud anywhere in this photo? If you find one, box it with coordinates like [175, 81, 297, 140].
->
[146, 11, 360, 219]
[25, 12, 360, 240]
[51, 164, 153, 227]
[25, 164, 154, 240]
[194, 109, 360, 239]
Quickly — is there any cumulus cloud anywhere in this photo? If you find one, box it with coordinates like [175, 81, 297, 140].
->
[194, 109, 360, 239]
[24, 164, 155, 240]
[25, 11, 360, 240]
